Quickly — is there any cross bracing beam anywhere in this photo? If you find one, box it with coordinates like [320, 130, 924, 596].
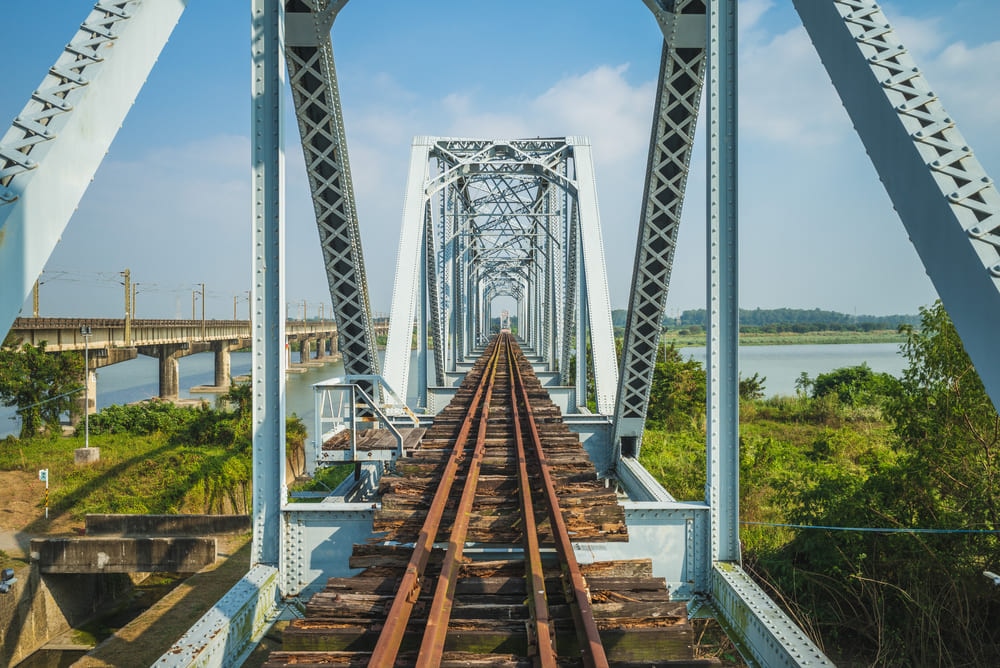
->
[284, 0, 379, 379]
[0, 0, 187, 339]
[794, 0, 1000, 414]
[613, 0, 708, 463]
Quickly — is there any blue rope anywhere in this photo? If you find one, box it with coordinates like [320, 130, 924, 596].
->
[741, 521, 1000, 535]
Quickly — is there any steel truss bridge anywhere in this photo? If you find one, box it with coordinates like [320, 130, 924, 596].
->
[1, 1, 998, 666]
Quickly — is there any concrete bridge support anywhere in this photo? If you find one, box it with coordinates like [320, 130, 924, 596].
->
[138, 342, 210, 399]
[211, 339, 245, 390]
[301, 338, 312, 363]
[73, 348, 139, 420]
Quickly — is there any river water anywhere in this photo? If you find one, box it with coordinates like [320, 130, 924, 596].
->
[680, 342, 906, 398]
[0, 343, 907, 439]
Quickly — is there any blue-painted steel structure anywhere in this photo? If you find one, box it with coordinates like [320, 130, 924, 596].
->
[2, 1, 998, 666]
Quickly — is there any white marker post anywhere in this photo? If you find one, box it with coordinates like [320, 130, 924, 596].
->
[39, 469, 48, 519]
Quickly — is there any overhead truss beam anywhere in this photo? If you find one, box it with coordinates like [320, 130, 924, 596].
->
[0, 0, 187, 338]
[614, 0, 708, 462]
[284, 0, 379, 378]
[793, 0, 1000, 413]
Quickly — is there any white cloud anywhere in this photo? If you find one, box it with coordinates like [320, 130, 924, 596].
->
[740, 0, 776, 36]
[739, 24, 850, 147]
[532, 65, 655, 164]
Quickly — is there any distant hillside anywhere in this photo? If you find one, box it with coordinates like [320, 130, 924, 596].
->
[611, 308, 919, 331]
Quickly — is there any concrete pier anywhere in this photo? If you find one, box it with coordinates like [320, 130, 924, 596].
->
[137, 342, 209, 399]
[73, 348, 138, 419]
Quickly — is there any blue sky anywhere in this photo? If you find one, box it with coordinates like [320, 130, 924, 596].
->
[3, 1, 999, 321]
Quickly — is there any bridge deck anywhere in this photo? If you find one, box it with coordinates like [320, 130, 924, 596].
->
[265, 335, 711, 666]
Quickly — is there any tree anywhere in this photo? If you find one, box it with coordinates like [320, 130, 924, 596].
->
[0, 341, 84, 438]
[811, 363, 899, 407]
[886, 300, 1000, 532]
[646, 345, 706, 430]
[772, 301, 1000, 664]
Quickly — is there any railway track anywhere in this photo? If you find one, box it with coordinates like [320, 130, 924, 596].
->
[265, 333, 714, 667]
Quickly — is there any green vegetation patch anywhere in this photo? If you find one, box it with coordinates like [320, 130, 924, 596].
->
[0, 383, 306, 526]
[639, 302, 1000, 665]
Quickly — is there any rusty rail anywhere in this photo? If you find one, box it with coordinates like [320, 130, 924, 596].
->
[369, 333, 609, 666]
[368, 336, 504, 667]
[509, 336, 609, 667]
[507, 335, 558, 666]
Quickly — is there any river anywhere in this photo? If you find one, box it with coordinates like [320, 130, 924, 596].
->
[0, 343, 908, 439]
[680, 342, 906, 397]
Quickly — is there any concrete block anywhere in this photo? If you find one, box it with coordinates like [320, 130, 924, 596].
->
[74, 447, 100, 465]
[30, 537, 216, 574]
[85, 513, 251, 536]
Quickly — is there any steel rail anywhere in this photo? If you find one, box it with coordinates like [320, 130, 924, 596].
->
[415, 334, 505, 666]
[505, 334, 558, 666]
[509, 339, 610, 668]
[368, 336, 504, 667]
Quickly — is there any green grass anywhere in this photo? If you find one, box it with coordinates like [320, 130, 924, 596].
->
[0, 430, 250, 523]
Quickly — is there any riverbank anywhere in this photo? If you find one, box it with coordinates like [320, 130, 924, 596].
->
[661, 328, 906, 348]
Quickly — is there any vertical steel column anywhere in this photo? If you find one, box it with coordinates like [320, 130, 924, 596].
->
[550, 181, 563, 373]
[251, 0, 286, 568]
[384, 138, 431, 409]
[706, 0, 740, 565]
[561, 204, 579, 386]
[576, 233, 589, 409]
[550, 184, 562, 371]
[571, 138, 619, 415]
[430, 195, 446, 386]
[416, 207, 428, 408]
[447, 183, 458, 372]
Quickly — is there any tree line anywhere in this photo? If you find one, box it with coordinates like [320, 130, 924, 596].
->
[611, 307, 920, 331]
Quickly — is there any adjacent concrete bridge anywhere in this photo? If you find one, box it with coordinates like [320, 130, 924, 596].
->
[6, 317, 389, 410]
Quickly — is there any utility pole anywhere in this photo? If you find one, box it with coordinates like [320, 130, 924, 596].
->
[132, 282, 137, 319]
[32, 279, 39, 318]
[192, 290, 197, 320]
[81, 326, 92, 448]
[302, 299, 307, 322]
[200, 282, 206, 339]
[122, 268, 131, 346]
[234, 295, 238, 320]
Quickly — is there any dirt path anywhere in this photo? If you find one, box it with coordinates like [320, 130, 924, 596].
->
[0, 470, 85, 559]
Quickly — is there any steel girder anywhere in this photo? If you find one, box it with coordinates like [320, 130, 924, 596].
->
[0, 0, 187, 339]
[425, 204, 446, 386]
[561, 204, 579, 387]
[794, 0, 1000, 413]
[284, 0, 379, 379]
[569, 137, 619, 415]
[384, 138, 433, 403]
[613, 0, 708, 463]
[706, 0, 741, 571]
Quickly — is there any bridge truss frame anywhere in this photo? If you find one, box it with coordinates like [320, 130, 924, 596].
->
[383, 136, 619, 417]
